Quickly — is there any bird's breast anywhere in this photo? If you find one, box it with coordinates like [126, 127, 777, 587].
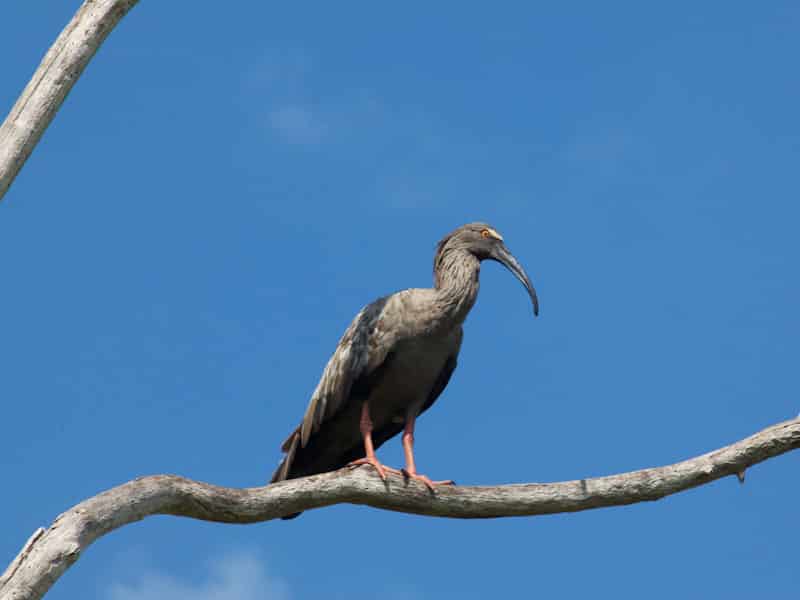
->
[367, 328, 461, 423]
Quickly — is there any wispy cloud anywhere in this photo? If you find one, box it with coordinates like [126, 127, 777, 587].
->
[243, 50, 327, 147]
[268, 105, 326, 145]
[240, 50, 490, 210]
[243, 51, 433, 152]
[108, 551, 290, 600]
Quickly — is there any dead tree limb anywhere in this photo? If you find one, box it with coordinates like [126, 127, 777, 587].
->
[1, 417, 798, 600]
[0, 0, 139, 202]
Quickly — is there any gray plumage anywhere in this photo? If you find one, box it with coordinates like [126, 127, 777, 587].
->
[271, 223, 538, 517]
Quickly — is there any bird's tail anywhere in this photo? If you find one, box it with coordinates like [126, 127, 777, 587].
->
[270, 427, 300, 483]
[269, 428, 303, 520]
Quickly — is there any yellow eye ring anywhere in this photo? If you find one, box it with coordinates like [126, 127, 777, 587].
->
[481, 229, 491, 239]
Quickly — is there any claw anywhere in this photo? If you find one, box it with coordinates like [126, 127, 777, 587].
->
[348, 457, 401, 480]
[401, 468, 455, 492]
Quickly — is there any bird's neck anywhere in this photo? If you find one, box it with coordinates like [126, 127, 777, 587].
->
[432, 249, 481, 326]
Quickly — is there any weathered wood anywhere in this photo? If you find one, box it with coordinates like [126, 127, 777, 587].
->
[0, 0, 139, 202]
[2, 417, 798, 600]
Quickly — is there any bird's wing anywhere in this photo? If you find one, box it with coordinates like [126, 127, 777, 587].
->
[272, 295, 400, 483]
[296, 295, 397, 449]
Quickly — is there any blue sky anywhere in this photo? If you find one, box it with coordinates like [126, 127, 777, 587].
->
[2, 2, 799, 599]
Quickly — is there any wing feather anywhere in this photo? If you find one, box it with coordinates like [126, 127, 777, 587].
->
[299, 295, 394, 448]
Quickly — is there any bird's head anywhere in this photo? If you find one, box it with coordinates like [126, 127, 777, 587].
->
[435, 222, 539, 316]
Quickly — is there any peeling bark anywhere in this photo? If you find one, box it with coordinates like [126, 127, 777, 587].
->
[2, 417, 798, 600]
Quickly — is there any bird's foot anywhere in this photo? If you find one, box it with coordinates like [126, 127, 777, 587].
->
[347, 457, 401, 481]
[401, 468, 455, 492]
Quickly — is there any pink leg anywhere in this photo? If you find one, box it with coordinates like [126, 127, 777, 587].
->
[401, 414, 455, 491]
[347, 402, 400, 480]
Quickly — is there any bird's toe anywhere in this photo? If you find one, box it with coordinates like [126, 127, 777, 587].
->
[401, 469, 455, 492]
[347, 457, 401, 481]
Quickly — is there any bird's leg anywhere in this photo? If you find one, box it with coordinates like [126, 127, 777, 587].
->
[400, 414, 455, 491]
[347, 401, 400, 480]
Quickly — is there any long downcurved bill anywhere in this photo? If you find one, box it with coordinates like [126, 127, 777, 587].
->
[490, 244, 539, 316]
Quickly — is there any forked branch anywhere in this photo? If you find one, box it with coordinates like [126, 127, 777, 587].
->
[2, 417, 798, 600]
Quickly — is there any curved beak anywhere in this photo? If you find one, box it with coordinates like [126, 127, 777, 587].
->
[489, 244, 539, 316]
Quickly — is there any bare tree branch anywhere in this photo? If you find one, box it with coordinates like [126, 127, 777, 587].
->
[0, 0, 139, 202]
[1, 417, 798, 600]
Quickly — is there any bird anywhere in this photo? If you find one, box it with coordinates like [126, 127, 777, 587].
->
[270, 222, 538, 518]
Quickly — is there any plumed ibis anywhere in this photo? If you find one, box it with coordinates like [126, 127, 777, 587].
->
[271, 223, 538, 517]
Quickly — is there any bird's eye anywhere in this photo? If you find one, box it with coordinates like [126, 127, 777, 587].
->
[480, 227, 504, 241]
